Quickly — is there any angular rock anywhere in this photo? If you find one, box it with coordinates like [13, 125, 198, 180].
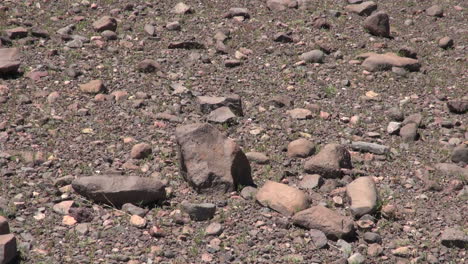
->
[130, 143, 152, 159]
[266, 0, 298, 11]
[137, 59, 160, 73]
[173, 2, 192, 14]
[224, 8, 250, 19]
[452, 145, 468, 164]
[299, 174, 322, 189]
[92, 16, 117, 32]
[122, 203, 147, 217]
[440, 227, 468, 248]
[363, 11, 390, 38]
[0, 217, 8, 235]
[346, 176, 378, 217]
[447, 100, 468, 114]
[304, 144, 352, 178]
[345, 1, 377, 16]
[245, 152, 269, 164]
[287, 138, 316, 158]
[72, 176, 166, 207]
[4, 27, 28, 39]
[292, 206, 354, 240]
[166, 21, 181, 31]
[299, 50, 324, 63]
[207, 107, 236, 123]
[309, 229, 328, 249]
[434, 163, 468, 179]
[79, 80, 105, 94]
[360, 52, 420, 72]
[240, 186, 257, 200]
[181, 201, 216, 221]
[256, 181, 309, 216]
[197, 95, 243, 116]
[130, 215, 146, 228]
[399, 123, 418, 142]
[144, 24, 156, 36]
[0, 234, 16, 264]
[175, 123, 252, 193]
[351, 141, 389, 155]
[0, 48, 20, 75]
[287, 108, 312, 120]
[53, 201, 74, 215]
[273, 32, 293, 43]
[426, 5, 443, 17]
[168, 41, 205, 49]
[387, 122, 401, 135]
[402, 113, 422, 127]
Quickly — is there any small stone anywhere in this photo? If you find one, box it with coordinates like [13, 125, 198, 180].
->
[122, 203, 147, 217]
[75, 223, 89, 235]
[130, 143, 152, 159]
[130, 215, 147, 228]
[137, 59, 160, 73]
[240, 186, 257, 200]
[387, 122, 401, 135]
[207, 107, 236, 123]
[93, 16, 117, 32]
[205, 222, 223, 236]
[399, 123, 418, 142]
[181, 201, 216, 221]
[447, 100, 468, 114]
[345, 1, 377, 16]
[363, 11, 390, 38]
[300, 50, 324, 63]
[440, 227, 468, 248]
[367, 244, 383, 256]
[426, 5, 443, 17]
[62, 215, 77, 226]
[438, 37, 453, 49]
[299, 174, 322, 189]
[309, 229, 328, 249]
[166, 21, 181, 31]
[173, 2, 192, 14]
[273, 32, 293, 43]
[392, 246, 411, 257]
[288, 108, 312, 120]
[256, 181, 309, 216]
[101, 30, 117, 40]
[0, 233, 17, 264]
[363, 232, 381, 243]
[79, 80, 105, 94]
[53, 201, 74, 215]
[347, 253, 365, 264]
[351, 141, 390, 155]
[452, 145, 468, 164]
[346, 176, 378, 217]
[245, 152, 269, 164]
[287, 138, 316, 158]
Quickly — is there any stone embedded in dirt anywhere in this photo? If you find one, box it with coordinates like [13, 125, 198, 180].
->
[240, 186, 257, 200]
[197, 95, 243, 116]
[299, 174, 322, 189]
[245, 152, 269, 164]
[399, 123, 418, 142]
[269, 95, 293, 107]
[0, 48, 20, 76]
[304, 144, 352, 178]
[287, 108, 312, 120]
[181, 201, 216, 221]
[266, 0, 298, 11]
[111, 90, 128, 102]
[166, 21, 181, 31]
[79, 80, 105, 94]
[345, 1, 377, 16]
[224, 8, 250, 19]
[31, 28, 49, 38]
[360, 52, 420, 72]
[130, 215, 147, 229]
[309, 229, 328, 249]
[205, 222, 223, 236]
[207, 106, 236, 124]
[144, 24, 156, 36]
[348, 253, 365, 264]
[402, 113, 422, 127]
[224, 59, 242, 68]
[292, 205, 354, 240]
[387, 122, 401, 135]
[72, 175, 166, 207]
[312, 18, 330, 29]
[0, 233, 17, 264]
[363, 11, 390, 38]
[452, 145, 468, 164]
[101, 30, 117, 40]
[273, 32, 293, 43]
[168, 41, 205, 49]
[92, 16, 117, 32]
[0, 217, 9, 235]
[53, 200, 75, 215]
[57, 24, 75, 35]
[434, 163, 468, 179]
[299, 50, 324, 63]
[175, 123, 252, 193]
[130, 143, 152, 159]
[346, 176, 378, 217]
[137, 59, 160, 73]
[388, 107, 404, 121]
[256, 181, 310, 216]
[4, 27, 28, 39]
[447, 100, 468, 114]
[368, 243, 383, 256]
[438, 37, 454, 49]
[351, 141, 390, 155]
[287, 138, 316, 158]
[426, 5, 444, 17]
[440, 227, 468, 248]
[122, 203, 147, 217]
[173, 2, 192, 14]
[363, 232, 382, 244]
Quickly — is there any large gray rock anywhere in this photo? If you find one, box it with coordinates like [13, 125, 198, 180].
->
[256, 181, 310, 216]
[72, 176, 166, 207]
[0, 48, 20, 76]
[292, 206, 354, 240]
[197, 95, 243, 116]
[304, 144, 352, 178]
[351, 141, 389, 155]
[346, 176, 378, 217]
[175, 123, 253, 193]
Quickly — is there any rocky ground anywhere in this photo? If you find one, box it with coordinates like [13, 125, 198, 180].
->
[0, 0, 467, 263]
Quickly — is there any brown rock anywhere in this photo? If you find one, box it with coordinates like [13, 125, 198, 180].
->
[173, 2, 192, 14]
[246, 152, 269, 164]
[345, 1, 377, 16]
[137, 59, 160, 73]
[0, 216, 9, 235]
[266, 0, 298, 11]
[399, 123, 418, 142]
[363, 11, 390, 38]
[447, 100, 468, 114]
[346, 176, 378, 217]
[292, 206, 354, 240]
[304, 144, 352, 178]
[0, 234, 17, 264]
[287, 108, 312, 120]
[4, 27, 28, 39]
[0, 48, 21, 75]
[360, 52, 420, 72]
[426, 5, 443, 17]
[287, 138, 316, 158]
[92, 16, 117, 32]
[438, 37, 454, 49]
[256, 181, 310, 216]
[130, 143, 152, 159]
[79, 80, 105, 94]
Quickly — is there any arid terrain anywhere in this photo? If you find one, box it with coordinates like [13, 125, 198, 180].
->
[0, 0, 467, 263]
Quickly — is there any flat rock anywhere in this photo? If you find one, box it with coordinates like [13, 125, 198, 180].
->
[207, 107, 236, 123]
[309, 229, 328, 249]
[299, 174, 322, 189]
[0, 48, 21, 75]
[300, 50, 324, 63]
[266, 0, 298, 11]
[399, 123, 418, 142]
[345, 1, 377, 16]
[447, 100, 468, 114]
[4, 27, 28, 39]
[440, 227, 468, 248]
[181, 201, 216, 221]
[224, 8, 250, 19]
[426, 5, 443, 17]
[452, 145, 468, 164]
[173, 2, 192, 14]
[92, 16, 117, 32]
[273, 32, 293, 43]
[0, 234, 16, 264]
[363, 11, 390, 38]
[0, 217, 9, 235]
[245, 152, 269, 164]
[197, 95, 243, 116]
[287, 138, 316, 158]
[53, 200, 74, 215]
[175, 123, 253, 193]
[205, 222, 223, 236]
[360, 52, 420, 72]
[288, 108, 312, 119]
[292, 205, 354, 240]
[130, 143, 152, 159]
[346, 176, 378, 217]
[434, 163, 468, 180]
[72, 176, 166, 207]
[351, 141, 390, 155]
[79, 80, 105, 94]
[304, 144, 352, 178]
[256, 181, 310, 216]
[168, 41, 205, 49]
[122, 203, 147, 217]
